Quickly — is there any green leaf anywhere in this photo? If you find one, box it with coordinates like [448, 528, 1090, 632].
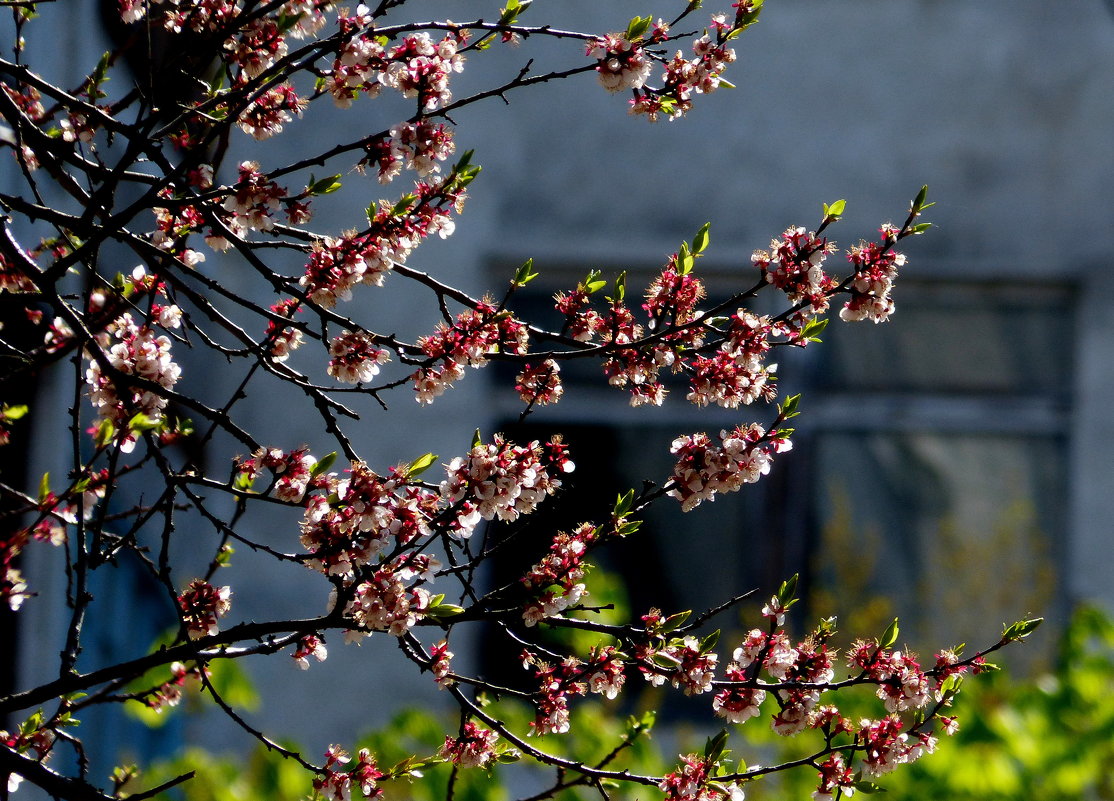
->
[614, 489, 635, 517]
[472, 428, 483, 449]
[307, 174, 343, 195]
[880, 617, 900, 649]
[37, 472, 50, 503]
[776, 573, 798, 606]
[2, 403, 30, 421]
[703, 729, 729, 763]
[406, 452, 438, 478]
[700, 629, 721, 653]
[662, 610, 691, 632]
[1002, 617, 1043, 641]
[127, 412, 162, 433]
[800, 317, 828, 342]
[913, 185, 929, 211]
[94, 419, 116, 448]
[625, 15, 652, 41]
[426, 602, 464, 619]
[616, 520, 642, 537]
[310, 452, 337, 478]
[822, 198, 846, 220]
[910, 222, 933, 234]
[390, 193, 418, 215]
[613, 271, 627, 303]
[693, 222, 711, 254]
[678, 242, 695, 274]
[779, 393, 801, 418]
[512, 258, 538, 287]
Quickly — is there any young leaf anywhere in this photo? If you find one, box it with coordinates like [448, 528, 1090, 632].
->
[311, 452, 337, 478]
[1002, 617, 1043, 641]
[880, 617, 900, 649]
[406, 452, 438, 477]
[693, 222, 711, 254]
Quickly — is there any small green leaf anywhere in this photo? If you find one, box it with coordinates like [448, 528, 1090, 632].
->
[472, 428, 483, 449]
[513, 258, 538, 287]
[307, 174, 343, 195]
[662, 611, 691, 632]
[127, 412, 162, 433]
[800, 317, 828, 342]
[311, 452, 337, 478]
[909, 222, 933, 234]
[913, 185, 929, 211]
[703, 729, 729, 763]
[391, 194, 418, 215]
[426, 602, 464, 619]
[2, 404, 30, 421]
[692, 222, 711, 254]
[614, 489, 635, 517]
[823, 199, 846, 220]
[700, 629, 720, 653]
[613, 271, 627, 303]
[1002, 617, 1043, 641]
[37, 472, 50, 504]
[776, 573, 798, 606]
[406, 452, 438, 477]
[880, 617, 900, 649]
[625, 15, 652, 41]
[779, 393, 801, 418]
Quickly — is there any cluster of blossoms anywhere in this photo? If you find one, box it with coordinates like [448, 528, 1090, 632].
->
[524, 654, 587, 736]
[177, 579, 232, 639]
[857, 716, 937, 778]
[658, 636, 720, 695]
[327, 330, 391, 384]
[440, 436, 574, 532]
[439, 722, 498, 768]
[658, 754, 743, 801]
[299, 462, 439, 577]
[515, 359, 564, 406]
[520, 523, 599, 626]
[587, 34, 653, 93]
[687, 312, 779, 409]
[313, 745, 384, 801]
[301, 178, 463, 308]
[365, 121, 456, 183]
[327, 23, 466, 111]
[520, 645, 627, 736]
[342, 562, 432, 637]
[264, 298, 305, 362]
[85, 305, 183, 451]
[413, 301, 529, 404]
[840, 228, 905, 323]
[235, 81, 306, 141]
[751, 226, 839, 315]
[667, 424, 792, 511]
[238, 446, 317, 503]
[144, 662, 206, 712]
[216, 161, 291, 239]
[631, 15, 738, 121]
[121, 0, 331, 51]
[429, 640, 455, 688]
[812, 753, 855, 801]
[225, 15, 288, 78]
[847, 640, 932, 714]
